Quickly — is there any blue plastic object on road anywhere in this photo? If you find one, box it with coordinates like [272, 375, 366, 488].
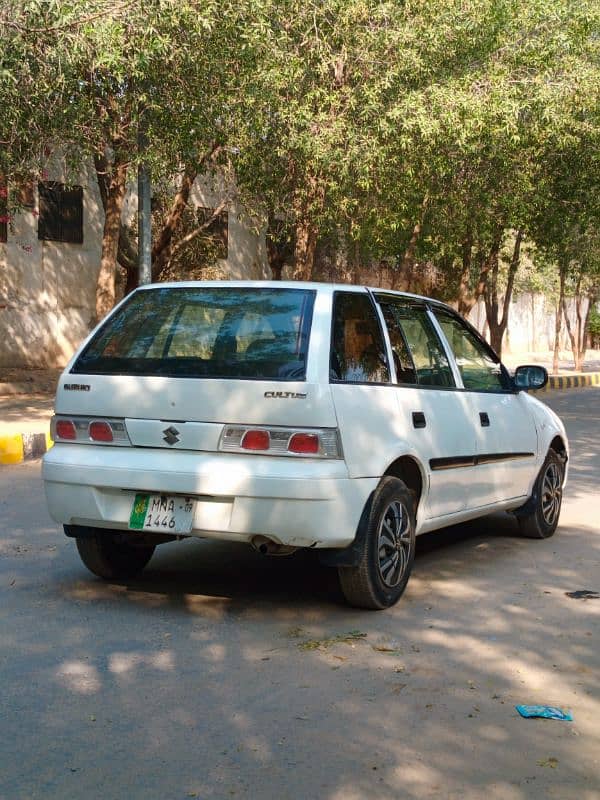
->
[516, 705, 573, 721]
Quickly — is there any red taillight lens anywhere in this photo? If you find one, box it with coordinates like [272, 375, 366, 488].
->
[89, 421, 114, 442]
[55, 420, 77, 440]
[241, 429, 270, 450]
[288, 433, 320, 454]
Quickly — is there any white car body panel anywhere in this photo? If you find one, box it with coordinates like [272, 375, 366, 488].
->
[466, 390, 539, 506]
[331, 383, 481, 520]
[43, 280, 568, 552]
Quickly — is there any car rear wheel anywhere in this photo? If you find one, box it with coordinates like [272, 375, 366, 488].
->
[338, 476, 416, 610]
[75, 530, 155, 579]
[517, 449, 564, 539]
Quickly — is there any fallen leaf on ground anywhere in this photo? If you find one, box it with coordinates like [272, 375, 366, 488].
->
[537, 758, 559, 768]
[285, 627, 305, 638]
[298, 631, 367, 651]
[372, 645, 401, 654]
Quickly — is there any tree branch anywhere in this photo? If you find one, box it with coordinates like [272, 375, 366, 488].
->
[169, 198, 229, 262]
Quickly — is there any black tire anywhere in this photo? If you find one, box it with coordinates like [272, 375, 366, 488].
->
[75, 530, 155, 579]
[338, 477, 416, 610]
[518, 450, 564, 539]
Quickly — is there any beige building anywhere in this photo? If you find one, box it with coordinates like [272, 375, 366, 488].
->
[0, 160, 269, 368]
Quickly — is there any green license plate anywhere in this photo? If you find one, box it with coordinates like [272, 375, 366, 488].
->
[129, 494, 194, 534]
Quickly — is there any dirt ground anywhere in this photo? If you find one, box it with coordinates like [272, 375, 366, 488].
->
[0, 389, 598, 799]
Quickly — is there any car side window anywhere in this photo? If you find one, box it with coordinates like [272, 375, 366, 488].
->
[433, 308, 506, 391]
[330, 292, 390, 383]
[377, 296, 454, 388]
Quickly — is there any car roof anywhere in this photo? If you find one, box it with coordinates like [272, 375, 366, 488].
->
[135, 280, 454, 312]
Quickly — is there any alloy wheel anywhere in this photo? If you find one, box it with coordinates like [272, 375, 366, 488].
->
[541, 462, 562, 526]
[376, 500, 412, 588]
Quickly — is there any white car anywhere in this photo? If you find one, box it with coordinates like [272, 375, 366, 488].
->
[42, 281, 568, 609]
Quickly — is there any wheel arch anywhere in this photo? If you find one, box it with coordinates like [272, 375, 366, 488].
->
[383, 455, 426, 509]
[319, 455, 426, 568]
[549, 434, 567, 460]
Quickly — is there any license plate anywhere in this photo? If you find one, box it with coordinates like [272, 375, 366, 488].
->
[129, 494, 195, 534]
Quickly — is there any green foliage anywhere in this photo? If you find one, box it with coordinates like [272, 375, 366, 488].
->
[1, 0, 599, 304]
[589, 306, 600, 336]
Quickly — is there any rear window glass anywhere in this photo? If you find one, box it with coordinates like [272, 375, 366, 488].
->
[73, 287, 315, 380]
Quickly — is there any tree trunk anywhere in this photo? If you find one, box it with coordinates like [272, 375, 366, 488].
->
[266, 214, 293, 280]
[458, 226, 503, 318]
[292, 177, 324, 281]
[399, 196, 428, 290]
[563, 270, 595, 372]
[483, 228, 520, 359]
[579, 288, 597, 369]
[292, 217, 319, 281]
[553, 263, 566, 373]
[94, 152, 137, 283]
[457, 231, 473, 316]
[151, 165, 197, 281]
[561, 293, 577, 368]
[95, 160, 128, 323]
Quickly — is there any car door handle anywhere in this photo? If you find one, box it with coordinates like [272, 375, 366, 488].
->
[480, 412, 490, 427]
[412, 412, 426, 429]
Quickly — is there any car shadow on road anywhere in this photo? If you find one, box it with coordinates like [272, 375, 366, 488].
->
[55, 511, 522, 616]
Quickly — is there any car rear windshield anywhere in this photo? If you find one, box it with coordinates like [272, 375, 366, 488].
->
[72, 287, 316, 380]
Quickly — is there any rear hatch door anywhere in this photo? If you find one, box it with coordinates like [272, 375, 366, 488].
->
[57, 285, 336, 450]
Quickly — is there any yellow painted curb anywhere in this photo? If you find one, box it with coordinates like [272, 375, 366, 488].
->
[534, 371, 600, 392]
[0, 434, 25, 465]
[0, 430, 52, 465]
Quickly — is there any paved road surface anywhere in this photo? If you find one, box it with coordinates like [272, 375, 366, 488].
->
[1, 389, 598, 800]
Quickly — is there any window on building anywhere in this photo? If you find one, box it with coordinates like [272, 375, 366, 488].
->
[197, 206, 228, 259]
[38, 182, 83, 244]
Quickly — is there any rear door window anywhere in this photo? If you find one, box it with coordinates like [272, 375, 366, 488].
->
[376, 296, 454, 388]
[73, 287, 315, 380]
[330, 292, 390, 383]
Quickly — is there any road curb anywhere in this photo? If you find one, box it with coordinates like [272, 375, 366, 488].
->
[0, 431, 53, 465]
[534, 372, 600, 392]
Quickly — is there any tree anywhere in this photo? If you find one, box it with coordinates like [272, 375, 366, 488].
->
[1, 0, 265, 318]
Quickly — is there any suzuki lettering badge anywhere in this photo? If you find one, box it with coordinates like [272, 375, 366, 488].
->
[163, 426, 180, 445]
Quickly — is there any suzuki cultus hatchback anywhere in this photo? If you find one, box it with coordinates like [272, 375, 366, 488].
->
[43, 282, 568, 609]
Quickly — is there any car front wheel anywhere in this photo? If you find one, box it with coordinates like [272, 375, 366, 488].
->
[338, 476, 416, 610]
[74, 529, 155, 579]
[517, 450, 564, 539]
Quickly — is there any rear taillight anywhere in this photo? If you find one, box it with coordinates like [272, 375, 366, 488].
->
[51, 416, 130, 446]
[89, 421, 114, 442]
[220, 426, 341, 458]
[55, 420, 77, 440]
[288, 433, 319, 454]
[241, 429, 270, 451]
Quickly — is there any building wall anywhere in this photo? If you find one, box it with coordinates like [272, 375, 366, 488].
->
[0, 166, 270, 368]
[0, 159, 103, 368]
[468, 293, 589, 354]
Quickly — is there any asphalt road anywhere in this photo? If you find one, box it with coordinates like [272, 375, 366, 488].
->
[1, 389, 598, 800]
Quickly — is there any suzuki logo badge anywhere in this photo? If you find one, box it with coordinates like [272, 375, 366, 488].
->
[163, 426, 180, 445]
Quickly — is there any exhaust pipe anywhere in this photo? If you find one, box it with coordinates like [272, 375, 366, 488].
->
[251, 535, 297, 557]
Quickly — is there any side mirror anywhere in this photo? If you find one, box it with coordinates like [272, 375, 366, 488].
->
[513, 364, 548, 391]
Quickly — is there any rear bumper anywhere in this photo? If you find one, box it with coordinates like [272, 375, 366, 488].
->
[42, 444, 377, 548]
